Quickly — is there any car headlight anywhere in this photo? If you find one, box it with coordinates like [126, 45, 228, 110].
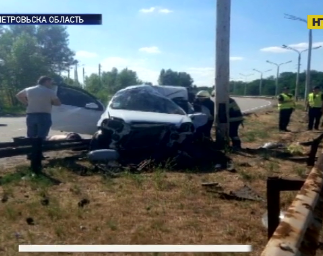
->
[178, 122, 194, 133]
[101, 118, 124, 132]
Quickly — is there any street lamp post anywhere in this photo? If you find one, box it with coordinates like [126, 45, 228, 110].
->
[266, 60, 292, 96]
[253, 69, 272, 96]
[282, 45, 321, 100]
[285, 14, 313, 100]
[239, 73, 253, 95]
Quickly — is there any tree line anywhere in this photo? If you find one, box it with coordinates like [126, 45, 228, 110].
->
[0, 25, 322, 112]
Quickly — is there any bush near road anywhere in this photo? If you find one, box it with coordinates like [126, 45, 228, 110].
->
[0, 104, 319, 256]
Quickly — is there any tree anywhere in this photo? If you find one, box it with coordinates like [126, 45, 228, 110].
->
[101, 68, 118, 94]
[158, 69, 165, 85]
[82, 67, 142, 104]
[115, 68, 141, 91]
[158, 69, 194, 88]
[0, 25, 77, 109]
[84, 74, 101, 95]
[35, 25, 77, 73]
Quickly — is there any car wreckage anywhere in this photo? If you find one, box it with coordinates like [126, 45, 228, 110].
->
[50, 84, 230, 169]
[92, 85, 208, 151]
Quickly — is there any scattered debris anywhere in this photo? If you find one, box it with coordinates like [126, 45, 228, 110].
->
[214, 164, 222, 169]
[226, 161, 235, 172]
[14, 232, 22, 240]
[238, 162, 253, 167]
[40, 197, 49, 206]
[136, 159, 155, 172]
[205, 184, 264, 202]
[259, 142, 285, 149]
[230, 185, 264, 201]
[26, 217, 34, 225]
[202, 182, 223, 193]
[1, 193, 8, 203]
[201, 182, 220, 187]
[78, 199, 90, 208]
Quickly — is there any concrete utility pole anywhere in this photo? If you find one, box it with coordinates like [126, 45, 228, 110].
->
[266, 60, 292, 96]
[253, 69, 271, 96]
[215, 0, 231, 148]
[239, 73, 253, 95]
[282, 44, 321, 100]
[285, 14, 313, 100]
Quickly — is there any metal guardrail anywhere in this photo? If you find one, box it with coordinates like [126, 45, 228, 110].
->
[261, 150, 323, 256]
[0, 138, 90, 173]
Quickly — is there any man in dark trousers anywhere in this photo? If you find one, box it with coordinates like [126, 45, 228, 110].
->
[194, 90, 214, 137]
[16, 76, 61, 160]
[277, 87, 295, 132]
[306, 86, 323, 130]
[227, 97, 244, 149]
[195, 90, 243, 149]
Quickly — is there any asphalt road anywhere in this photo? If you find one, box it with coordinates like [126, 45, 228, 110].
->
[0, 97, 272, 142]
[232, 97, 272, 114]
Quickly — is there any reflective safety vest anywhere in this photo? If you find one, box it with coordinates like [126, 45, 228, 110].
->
[229, 99, 243, 122]
[308, 92, 322, 108]
[278, 93, 295, 110]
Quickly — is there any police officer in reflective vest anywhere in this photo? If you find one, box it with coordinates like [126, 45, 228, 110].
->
[307, 86, 323, 130]
[277, 87, 295, 132]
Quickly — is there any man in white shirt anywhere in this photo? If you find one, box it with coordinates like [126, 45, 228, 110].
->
[16, 76, 61, 140]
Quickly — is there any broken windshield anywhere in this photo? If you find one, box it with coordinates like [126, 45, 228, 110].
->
[110, 86, 186, 115]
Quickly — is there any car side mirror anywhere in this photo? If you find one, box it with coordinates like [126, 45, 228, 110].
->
[85, 102, 99, 109]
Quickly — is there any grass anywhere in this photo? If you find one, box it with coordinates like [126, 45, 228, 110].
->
[0, 102, 320, 256]
[0, 105, 25, 116]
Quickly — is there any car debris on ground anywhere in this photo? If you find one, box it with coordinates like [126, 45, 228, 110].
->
[202, 183, 264, 202]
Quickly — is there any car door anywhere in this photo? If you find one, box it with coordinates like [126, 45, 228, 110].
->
[51, 86, 105, 135]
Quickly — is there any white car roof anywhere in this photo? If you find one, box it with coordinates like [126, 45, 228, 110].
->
[122, 84, 188, 100]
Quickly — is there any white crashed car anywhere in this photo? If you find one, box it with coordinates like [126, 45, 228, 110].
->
[92, 85, 208, 151]
[50, 84, 208, 151]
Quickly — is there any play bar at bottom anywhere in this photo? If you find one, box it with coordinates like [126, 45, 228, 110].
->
[19, 245, 252, 252]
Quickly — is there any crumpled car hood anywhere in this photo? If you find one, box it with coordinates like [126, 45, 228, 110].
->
[99, 109, 191, 127]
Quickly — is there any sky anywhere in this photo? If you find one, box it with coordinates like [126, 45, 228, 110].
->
[1, 0, 323, 86]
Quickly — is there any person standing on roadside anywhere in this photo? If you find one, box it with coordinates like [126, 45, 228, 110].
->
[16, 76, 61, 142]
[277, 87, 295, 132]
[194, 90, 214, 137]
[306, 86, 323, 131]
